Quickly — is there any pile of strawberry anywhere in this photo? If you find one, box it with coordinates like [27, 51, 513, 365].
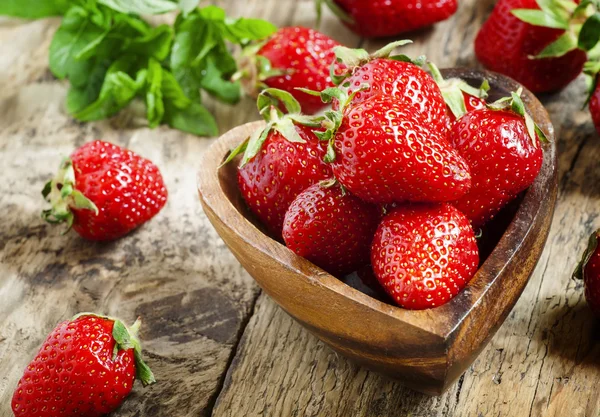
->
[229, 40, 547, 310]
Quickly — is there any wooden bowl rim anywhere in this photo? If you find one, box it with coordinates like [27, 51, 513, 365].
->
[197, 68, 557, 339]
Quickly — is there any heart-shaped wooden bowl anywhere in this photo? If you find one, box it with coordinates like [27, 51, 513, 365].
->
[197, 69, 557, 395]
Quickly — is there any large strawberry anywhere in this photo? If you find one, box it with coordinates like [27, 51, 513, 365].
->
[12, 314, 154, 417]
[227, 89, 332, 238]
[574, 229, 600, 316]
[317, 0, 458, 38]
[475, 0, 588, 93]
[282, 182, 380, 277]
[316, 88, 471, 204]
[237, 26, 341, 115]
[329, 42, 450, 136]
[371, 203, 479, 310]
[449, 91, 545, 228]
[42, 141, 167, 241]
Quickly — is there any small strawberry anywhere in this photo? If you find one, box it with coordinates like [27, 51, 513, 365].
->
[317, 0, 458, 38]
[282, 181, 380, 277]
[42, 141, 167, 241]
[371, 203, 479, 310]
[316, 88, 471, 204]
[449, 91, 546, 228]
[584, 61, 600, 135]
[590, 79, 600, 134]
[12, 314, 154, 417]
[329, 42, 450, 135]
[475, 0, 587, 93]
[574, 229, 600, 316]
[227, 89, 333, 238]
[236, 26, 342, 115]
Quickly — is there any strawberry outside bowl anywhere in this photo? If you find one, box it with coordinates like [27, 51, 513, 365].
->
[196, 68, 558, 395]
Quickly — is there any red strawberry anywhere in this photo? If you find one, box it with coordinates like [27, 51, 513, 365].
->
[590, 80, 600, 134]
[42, 141, 167, 241]
[12, 314, 154, 417]
[239, 27, 342, 115]
[319, 0, 458, 38]
[229, 89, 333, 238]
[331, 43, 449, 136]
[322, 92, 471, 204]
[282, 182, 380, 276]
[475, 0, 586, 93]
[448, 92, 545, 228]
[371, 203, 479, 310]
[574, 230, 600, 316]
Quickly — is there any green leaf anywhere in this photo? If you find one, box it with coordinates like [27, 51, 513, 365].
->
[511, 8, 569, 29]
[258, 88, 301, 115]
[125, 24, 174, 60]
[66, 58, 112, 113]
[145, 58, 164, 128]
[161, 68, 191, 109]
[197, 5, 227, 20]
[199, 57, 241, 104]
[178, 0, 199, 15]
[273, 118, 305, 143]
[573, 230, 600, 280]
[535, 31, 578, 58]
[372, 40, 412, 59]
[0, 0, 70, 18]
[97, 0, 178, 15]
[221, 138, 249, 167]
[333, 46, 370, 67]
[241, 124, 273, 166]
[163, 101, 218, 136]
[579, 12, 600, 51]
[223, 17, 277, 44]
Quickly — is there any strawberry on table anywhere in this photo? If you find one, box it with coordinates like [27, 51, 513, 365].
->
[574, 230, 600, 316]
[226, 89, 332, 238]
[475, 0, 587, 93]
[42, 140, 168, 241]
[282, 181, 380, 277]
[237, 26, 342, 115]
[449, 90, 545, 228]
[12, 314, 154, 417]
[317, 0, 458, 38]
[371, 203, 479, 310]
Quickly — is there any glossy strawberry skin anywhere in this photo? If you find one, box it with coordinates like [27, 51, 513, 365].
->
[584, 236, 600, 316]
[340, 59, 449, 135]
[258, 27, 341, 114]
[589, 80, 600, 135]
[449, 108, 543, 228]
[333, 0, 458, 38]
[12, 316, 135, 417]
[475, 0, 586, 93]
[282, 184, 380, 277]
[70, 141, 167, 241]
[331, 95, 471, 204]
[371, 203, 479, 310]
[238, 124, 333, 238]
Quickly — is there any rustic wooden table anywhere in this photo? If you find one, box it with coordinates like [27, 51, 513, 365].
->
[0, 1, 598, 416]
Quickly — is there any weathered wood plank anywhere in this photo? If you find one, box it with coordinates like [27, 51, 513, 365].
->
[212, 1, 600, 416]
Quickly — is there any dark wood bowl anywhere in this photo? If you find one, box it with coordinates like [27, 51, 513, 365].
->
[197, 69, 558, 395]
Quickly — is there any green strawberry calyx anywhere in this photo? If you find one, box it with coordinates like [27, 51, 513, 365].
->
[583, 59, 600, 105]
[222, 88, 323, 167]
[512, 0, 600, 58]
[573, 229, 600, 280]
[71, 313, 156, 387]
[330, 40, 426, 86]
[232, 39, 287, 99]
[487, 88, 549, 146]
[41, 158, 98, 231]
[428, 62, 490, 120]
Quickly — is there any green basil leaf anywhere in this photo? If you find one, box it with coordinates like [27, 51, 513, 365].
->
[66, 59, 112, 113]
[0, 0, 70, 18]
[161, 68, 191, 109]
[197, 5, 226, 21]
[125, 24, 174, 60]
[579, 13, 600, 51]
[178, 0, 199, 15]
[145, 58, 164, 128]
[199, 58, 241, 104]
[223, 17, 277, 44]
[97, 0, 178, 15]
[163, 101, 218, 136]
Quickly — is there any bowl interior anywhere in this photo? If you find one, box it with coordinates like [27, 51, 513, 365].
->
[207, 68, 556, 338]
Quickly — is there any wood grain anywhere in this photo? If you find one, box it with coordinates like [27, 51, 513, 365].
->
[0, 0, 599, 415]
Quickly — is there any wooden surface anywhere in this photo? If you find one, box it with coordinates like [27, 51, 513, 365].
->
[0, 0, 598, 416]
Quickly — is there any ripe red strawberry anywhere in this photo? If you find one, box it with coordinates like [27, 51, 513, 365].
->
[12, 314, 154, 417]
[229, 89, 333, 238]
[330, 43, 449, 136]
[371, 203, 479, 310]
[319, 0, 458, 38]
[282, 182, 380, 276]
[42, 141, 167, 241]
[475, 0, 587, 93]
[239, 26, 341, 115]
[323, 93, 471, 204]
[574, 230, 600, 316]
[449, 92, 545, 228]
